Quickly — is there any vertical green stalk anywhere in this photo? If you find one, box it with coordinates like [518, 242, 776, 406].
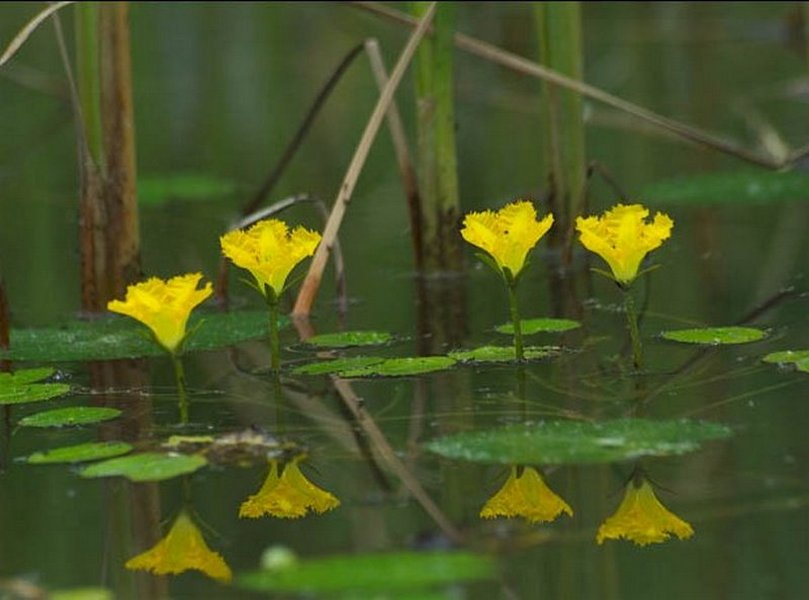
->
[536, 2, 586, 250]
[171, 353, 189, 424]
[74, 2, 103, 166]
[410, 1, 462, 272]
[266, 294, 281, 373]
[506, 282, 525, 361]
[623, 289, 642, 370]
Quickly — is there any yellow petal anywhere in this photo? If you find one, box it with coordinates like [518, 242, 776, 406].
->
[107, 273, 212, 353]
[125, 510, 232, 582]
[220, 219, 321, 297]
[461, 201, 554, 278]
[480, 465, 573, 524]
[576, 204, 673, 284]
[596, 478, 694, 546]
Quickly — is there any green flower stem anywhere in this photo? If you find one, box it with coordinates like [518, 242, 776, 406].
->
[267, 295, 281, 373]
[171, 353, 189, 424]
[506, 281, 524, 361]
[624, 288, 642, 370]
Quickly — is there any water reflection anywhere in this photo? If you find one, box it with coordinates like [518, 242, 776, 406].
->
[480, 465, 573, 524]
[239, 455, 340, 519]
[125, 508, 232, 583]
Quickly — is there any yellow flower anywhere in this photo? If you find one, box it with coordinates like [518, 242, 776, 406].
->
[480, 465, 573, 524]
[576, 204, 673, 285]
[239, 457, 340, 519]
[596, 478, 694, 546]
[125, 510, 232, 582]
[107, 273, 212, 353]
[461, 201, 554, 279]
[220, 219, 321, 298]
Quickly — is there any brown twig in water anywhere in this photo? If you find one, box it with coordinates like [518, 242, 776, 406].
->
[293, 2, 438, 318]
[0, 2, 74, 68]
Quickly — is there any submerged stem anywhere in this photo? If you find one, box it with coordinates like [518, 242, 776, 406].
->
[171, 353, 189, 424]
[506, 282, 524, 361]
[624, 288, 642, 370]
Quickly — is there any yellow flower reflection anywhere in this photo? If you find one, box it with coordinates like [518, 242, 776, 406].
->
[125, 510, 232, 582]
[480, 465, 573, 524]
[220, 219, 321, 298]
[107, 273, 212, 353]
[239, 457, 340, 519]
[596, 477, 694, 546]
[461, 201, 554, 279]
[575, 204, 673, 285]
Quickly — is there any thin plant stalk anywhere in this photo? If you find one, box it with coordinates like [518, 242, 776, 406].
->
[266, 292, 281, 373]
[506, 281, 525, 361]
[623, 289, 642, 370]
[171, 353, 189, 424]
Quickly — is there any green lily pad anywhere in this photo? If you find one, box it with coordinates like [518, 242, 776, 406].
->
[0, 368, 70, 405]
[0, 310, 277, 361]
[762, 350, 809, 373]
[292, 356, 385, 376]
[449, 345, 560, 363]
[340, 356, 457, 378]
[304, 331, 393, 348]
[495, 318, 580, 335]
[238, 551, 495, 594]
[80, 452, 207, 482]
[642, 170, 809, 206]
[19, 406, 122, 428]
[660, 326, 766, 345]
[50, 588, 113, 600]
[138, 173, 238, 205]
[424, 418, 733, 465]
[27, 441, 133, 464]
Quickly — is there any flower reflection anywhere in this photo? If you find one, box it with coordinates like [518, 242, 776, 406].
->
[239, 457, 340, 519]
[596, 476, 694, 546]
[480, 465, 573, 524]
[125, 509, 232, 582]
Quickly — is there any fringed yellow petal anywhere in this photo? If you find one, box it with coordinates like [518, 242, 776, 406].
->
[480, 465, 573, 524]
[461, 201, 554, 278]
[239, 458, 340, 519]
[125, 510, 232, 582]
[596, 478, 694, 546]
[575, 204, 673, 285]
[220, 219, 321, 297]
[107, 273, 212, 353]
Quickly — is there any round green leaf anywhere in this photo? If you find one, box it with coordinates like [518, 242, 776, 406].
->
[495, 318, 580, 335]
[19, 406, 122, 428]
[28, 441, 132, 464]
[304, 331, 393, 348]
[292, 356, 385, 376]
[449, 345, 559, 363]
[0, 383, 71, 405]
[642, 170, 809, 206]
[424, 418, 733, 465]
[238, 551, 495, 594]
[660, 326, 766, 345]
[0, 367, 56, 385]
[50, 588, 113, 600]
[0, 310, 276, 361]
[80, 452, 207, 482]
[763, 350, 809, 374]
[340, 356, 456, 378]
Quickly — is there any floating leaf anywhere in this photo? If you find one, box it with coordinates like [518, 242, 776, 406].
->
[762, 350, 809, 374]
[340, 356, 456, 378]
[495, 318, 580, 335]
[138, 173, 237, 206]
[27, 441, 132, 464]
[19, 406, 122, 428]
[80, 452, 207, 482]
[449, 345, 559, 363]
[304, 331, 393, 348]
[660, 326, 766, 345]
[0, 368, 70, 406]
[424, 418, 733, 465]
[50, 588, 113, 600]
[642, 170, 809, 206]
[238, 551, 495, 594]
[1, 310, 276, 361]
[292, 356, 385, 376]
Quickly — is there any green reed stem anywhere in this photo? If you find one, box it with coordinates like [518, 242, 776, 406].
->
[506, 282, 524, 361]
[267, 295, 281, 373]
[74, 2, 102, 166]
[171, 353, 189, 424]
[624, 289, 642, 370]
